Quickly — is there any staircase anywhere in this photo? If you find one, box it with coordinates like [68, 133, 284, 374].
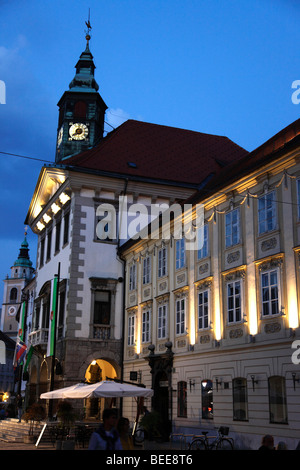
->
[0, 418, 44, 443]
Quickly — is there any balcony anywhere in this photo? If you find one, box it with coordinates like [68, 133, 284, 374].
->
[28, 328, 49, 347]
[93, 324, 111, 340]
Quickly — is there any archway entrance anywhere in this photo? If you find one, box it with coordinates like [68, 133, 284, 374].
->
[84, 359, 117, 419]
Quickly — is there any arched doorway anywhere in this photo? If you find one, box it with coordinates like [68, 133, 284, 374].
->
[84, 359, 117, 419]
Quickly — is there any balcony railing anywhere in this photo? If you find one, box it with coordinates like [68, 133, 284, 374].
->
[93, 324, 111, 340]
[28, 328, 49, 346]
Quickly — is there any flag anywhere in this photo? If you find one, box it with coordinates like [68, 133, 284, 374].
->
[47, 275, 58, 357]
[18, 301, 26, 341]
[23, 345, 34, 373]
[13, 339, 27, 368]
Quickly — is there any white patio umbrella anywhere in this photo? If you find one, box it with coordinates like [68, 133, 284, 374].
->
[40, 382, 88, 399]
[40, 380, 153, 399]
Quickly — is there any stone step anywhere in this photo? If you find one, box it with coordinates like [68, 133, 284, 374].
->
[0, 418, 44, 442]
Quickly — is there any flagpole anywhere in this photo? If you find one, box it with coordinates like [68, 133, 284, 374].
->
[48, 263, 60, 419]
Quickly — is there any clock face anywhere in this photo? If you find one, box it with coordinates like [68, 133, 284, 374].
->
[8, 306, 16, 316]
[69, 122, 89, 141]
[57, 127, 63, 147]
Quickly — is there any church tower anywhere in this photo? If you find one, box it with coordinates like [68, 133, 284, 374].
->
[0, 229, 34, 339]
[55, 22, 107, 163]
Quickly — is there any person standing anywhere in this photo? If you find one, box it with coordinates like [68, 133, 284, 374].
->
[88, 409, 123, 450]
[117, 417, 134, 450]
[16, 394, 23, 423]
[258, 434, 275, 450]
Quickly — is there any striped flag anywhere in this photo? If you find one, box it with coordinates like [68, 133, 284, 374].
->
[13, 339, 27, 368]
[46, 275, 58, 357]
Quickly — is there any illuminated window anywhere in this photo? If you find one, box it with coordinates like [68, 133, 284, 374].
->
[198, 289, 209, 329]
[158, 247, 167, 278]
[268, 376, 288, 424]
[261, 269, 279, 316]
[143, 256, 151, 285]
[201, 380, 213, 419]
[142, 309, 151, 343]
[233, 378, 248, 421]
[176, 298, 186, 335]
[128, 314, 135, 346]
[198, 224, 208, 259]
[225, 208, 240, 247]
[227, 280, 242, 323]
[129, 264, 136, 291]
[158, 304, 167, 339]
[175, 238, 185, 269]
[258, 191, 277, 234]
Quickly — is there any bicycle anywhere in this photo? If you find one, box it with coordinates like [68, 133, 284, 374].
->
[188, 426, 234, 450]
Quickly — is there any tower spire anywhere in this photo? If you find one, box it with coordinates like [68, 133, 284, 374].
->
[85, 8, 92, 50]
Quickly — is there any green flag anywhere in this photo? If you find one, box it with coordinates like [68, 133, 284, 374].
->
[23, 345, 34, 373]
[47, 275, 58, 357]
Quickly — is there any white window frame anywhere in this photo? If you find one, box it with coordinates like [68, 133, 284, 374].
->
[227, 279, 242, 324]
[175, 238, 185, 270]
[198, 289, 210, 330]
[158, 247, 167, 278]
[158, 304, 167, 339]
[198, 224, 209, 259]
[258, 190, 277, 234]
[261, 268, 280, 317]
[129, 263, 136, 291]
[225, 208, 240, 248]
[142, 309, 151, 343]
[176, 297, 186, 335]
[127, 314, 136, 346]
[142, 256, 151, 285]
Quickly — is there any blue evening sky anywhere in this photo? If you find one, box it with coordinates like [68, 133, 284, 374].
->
[0, 0, 300, 302]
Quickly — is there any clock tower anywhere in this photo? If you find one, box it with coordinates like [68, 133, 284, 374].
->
[0, 229, 34, 340]
[55, 26, 107, 163]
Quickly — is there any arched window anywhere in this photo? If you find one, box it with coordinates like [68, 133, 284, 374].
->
[9, 288, 17, 302]
[177, 381, 187, 417]
[233, 378, 248, 421]
[268, 376, 288, 424]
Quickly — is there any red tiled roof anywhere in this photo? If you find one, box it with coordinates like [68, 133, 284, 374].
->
[62, 120, 248, 185]
[199, 118, 300, 195]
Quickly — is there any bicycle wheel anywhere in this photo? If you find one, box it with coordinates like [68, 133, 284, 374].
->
[189, 438, 207, 450]
[133, 427, 145, 444]
[216, 437, 233, 450]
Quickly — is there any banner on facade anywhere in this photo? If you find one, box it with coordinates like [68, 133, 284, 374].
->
[13, 339, 27, 369]
[18, 301, 26, 341]
[46, 275, 58, 357]
[23, 345, 34, 373]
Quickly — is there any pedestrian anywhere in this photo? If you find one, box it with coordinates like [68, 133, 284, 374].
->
[88, 408, 123, 450]
[117, 417, 134, 450]
[16, 394, 23, 423]
[276, 441, 287, 450]
[258, 434, 274, 450]
[0, 405, 5, 420]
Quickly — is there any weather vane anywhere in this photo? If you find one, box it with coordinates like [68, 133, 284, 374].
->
[85, 8, 92, 44]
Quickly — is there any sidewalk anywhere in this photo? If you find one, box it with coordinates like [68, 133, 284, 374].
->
[0, 438, 178, 451]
